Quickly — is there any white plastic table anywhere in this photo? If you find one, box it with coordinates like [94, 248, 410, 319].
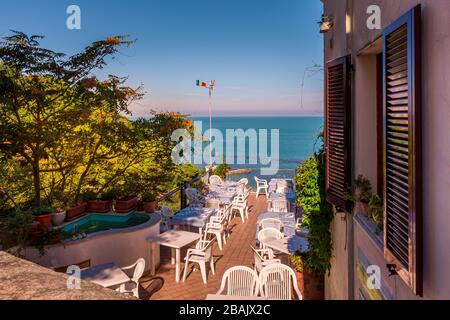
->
[170, 207, 216, 232]
[147, 230, 202, 282]
[263, 235, 309, 255]
[80, 262, 129, 288]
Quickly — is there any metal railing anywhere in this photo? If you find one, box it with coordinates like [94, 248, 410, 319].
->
[157, 169, 211, 212]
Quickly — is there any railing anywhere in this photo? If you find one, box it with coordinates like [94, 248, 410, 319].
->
[156, 168, 211, 212]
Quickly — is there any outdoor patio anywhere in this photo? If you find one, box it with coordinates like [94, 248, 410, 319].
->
[140, 193, 267, 300]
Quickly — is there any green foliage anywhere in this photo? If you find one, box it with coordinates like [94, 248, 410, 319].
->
[0, 32, 197, 252]
[141, 192, 157, 203]
[81, 190, 97, 202]
[99, 189, 116, 201]
[213, 163, 231, 179]
[31, 205, 53, 216]
[293, 135, 333, 276]
[345, 175, 373, 204]
[0, 208, 34, 254]
[368, 194, 384, 230]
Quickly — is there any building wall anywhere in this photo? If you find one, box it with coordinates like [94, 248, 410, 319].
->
[323, 0, 450, 299]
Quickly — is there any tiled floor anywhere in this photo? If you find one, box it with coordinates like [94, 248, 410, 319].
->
[140, 193, 267, 300]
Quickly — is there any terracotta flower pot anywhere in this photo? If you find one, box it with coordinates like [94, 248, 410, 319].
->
[143, 201, 157, 213]
[115, 197, 138, 214]
[357, 201, 369, 216]
[87, 200, 112, 213]
[34, 214, 52, 230]
[295, 269, 325, 300]
[65, 203, 87, 222]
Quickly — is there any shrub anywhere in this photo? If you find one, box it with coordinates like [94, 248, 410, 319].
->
[81, 190, 98, 202]
[212, 163, 230, 179]
[292, 136, 333, 276]
[31, 206, 53, 216]
[141, 192, 157, 203]
[100, 189, 117, 201]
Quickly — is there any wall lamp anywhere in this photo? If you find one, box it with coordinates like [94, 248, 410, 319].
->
[319, 15, 334, 33]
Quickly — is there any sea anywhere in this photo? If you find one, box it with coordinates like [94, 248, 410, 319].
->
[190, 116, 324, 187]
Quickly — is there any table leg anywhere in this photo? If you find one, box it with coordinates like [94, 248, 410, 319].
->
[171, 248, 175, 265]
[149, 242, 156, 276]
[175, 248, 181, 283]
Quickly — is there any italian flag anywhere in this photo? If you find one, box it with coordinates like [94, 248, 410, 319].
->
[196, 80, 208, 87]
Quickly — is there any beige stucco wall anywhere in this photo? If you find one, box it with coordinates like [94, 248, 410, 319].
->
[323, 0, 450, 299]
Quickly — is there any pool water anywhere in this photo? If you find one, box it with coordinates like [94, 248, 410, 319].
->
[61, 213, 150, 238]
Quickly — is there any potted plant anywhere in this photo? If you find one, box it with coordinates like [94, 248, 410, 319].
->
[84, 190, 114, 213]
[368, 194, 384, 232]
[291, 252, 325, 300]
[65, 201, 87, 222]
[51, 206, 66, 227]
[32, 205, 54, 230]
[141, 192, 157, 213]
[345, 175, 373, 216]
[115, 190, 138, 214]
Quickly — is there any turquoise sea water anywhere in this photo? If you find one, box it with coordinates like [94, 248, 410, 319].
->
[190, 116, 324, 185]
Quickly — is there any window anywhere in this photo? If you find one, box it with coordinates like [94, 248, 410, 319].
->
[382, 4, 422, 296]
[325, 55, 352, 211]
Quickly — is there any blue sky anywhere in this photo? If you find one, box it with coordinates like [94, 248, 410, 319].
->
[0, 0, 324, 116]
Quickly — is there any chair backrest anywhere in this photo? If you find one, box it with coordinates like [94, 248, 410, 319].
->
[132, 258, 146, 282]
[270, 200, 289, 213]
[161, 205, 171, 218]
[236, 183, 245, 195]
[209, 175, 223, 185]
[258, 218, 284, 232]
[217, 266, 260, 297]
[195, 240, 214, 259]
[238, 178, 249, 186]
[257, 228, 284, 245]
[250, 246, 265, 272]
[259, 264, 302, 300]
[206, 198, 220, 209]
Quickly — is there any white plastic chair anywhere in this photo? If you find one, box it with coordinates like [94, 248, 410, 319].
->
[209, 175, 223, 185]
[211, 205, 232, 240]
[205, 221, 226, 250]
[259, 264, 302, 300]
[257, 227, 284, 249]
[270, 199, 289, 213]
[216, 266, 260, 297]
[206, 198, 220, 209]
[254, 177, 269, 198]
[182, 240, 215, 284]
[258, 218, 284, 232]
[250, 246, 281, 273]
[185, 188, 205, 206]
[116, 258, 146, 298]
[238, 178, 249, 186]
[160, 205, 172, 231]
[231, 193, 248, 223]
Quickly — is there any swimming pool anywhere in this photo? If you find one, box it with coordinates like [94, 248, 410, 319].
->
[61, 213, 150, 237]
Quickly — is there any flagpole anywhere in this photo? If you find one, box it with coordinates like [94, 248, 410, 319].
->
[208, 87, 213, 168]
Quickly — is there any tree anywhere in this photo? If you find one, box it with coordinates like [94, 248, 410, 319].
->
[0, 32, 140, 207]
